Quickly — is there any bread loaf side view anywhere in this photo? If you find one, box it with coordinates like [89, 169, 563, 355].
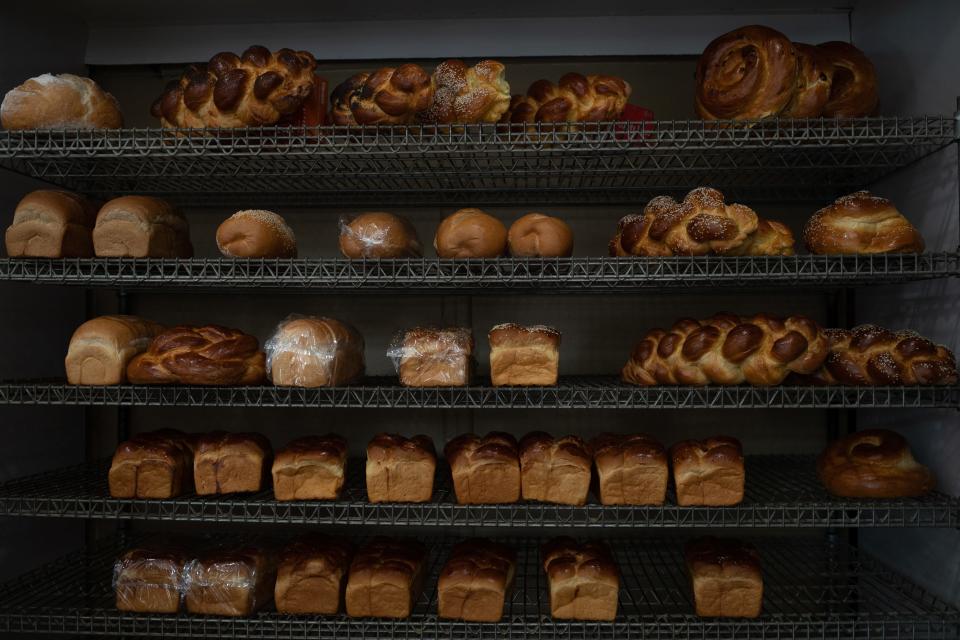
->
[345, 537, 428, 619]
[108, 429, 195, 499]
[541, 537, 619, 621]
[275, 534, 353, 614]
[438, 539, 516, 622]
[65, 315, 165, 385]
[93, 196, 193, 258]
[5, 190, 99, 258]
[2, 73, 123, 130]
[818, 429, 936, 498]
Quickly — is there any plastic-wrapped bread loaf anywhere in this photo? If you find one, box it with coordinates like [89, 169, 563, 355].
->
[114, 544, 189, 613]
[275, 534, 353, 614]
[388, 326, 475, 387]
[5, 190, 99, 258]
[65, 315, 164, 385]
[518, 432, 592, 505]
[366, 433, 436, 503]
[184, 544, 277, 616]
[266, 315, 365, 387]
[338, 212, 422, 259]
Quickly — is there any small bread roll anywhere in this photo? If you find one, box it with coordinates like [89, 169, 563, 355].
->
[339, 212, 421, 259]
[434, 208, 507, 259]
[508, 213, 573, 257]
[1, 73, 123, 130]
[217, 210, 297, 258]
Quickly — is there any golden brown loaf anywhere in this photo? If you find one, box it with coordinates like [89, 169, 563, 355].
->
[799, 325, 957, 386]
[438, 539, 516, 622]
[1, 73, 123, 130]
[126, 325, 266, 386]
[444, 432, 521, 504]
[347, 64, 434, 126]
[345, 537, 428, 619]
[272, 434, 348, 501]
[275, 534, 353, 614]
[366, 433, 437, 503]
[502, 73, 631, 123]
[507, 213, 574, 257]
[722, 218, 796, 256]
[434, 208, 508, 259]
[591, 433, 668, 506]
[5, 190, 98, 258]
[151, 46, 318, 128]
[216, 210, 296, 258]
[621, 313, 827, 386]
[671, 437, 745, 507]
[114, 544, 189, 613]
[184, 545, 277, 616]
[817, 41, 879, 117]
[541, 538, 619, 621]
[685, 537, 763, 618]
[489, 323, 561, 386]
[418, 59, 511, 124]
[108, 429, 195, 499]
[339, 212, 422, 259]
[695, 25, 798, 120]
[329, 73, 369, 125]
[93, 196, 193, 258]
[392, 326, 475, 387]
[193, 431, 272, 495]
[265, 316, 365, 387]
[818, 429, 936, 498]
[518, 432, 592, 505]
[65, 315, 165, 385]
[803, 191, 924, 254]
[782, 43, 834, 118]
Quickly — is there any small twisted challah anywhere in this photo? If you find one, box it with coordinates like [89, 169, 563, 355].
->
[348, 64, 434, 125]
[417, 59, 511, 124]
[126, 325, 266, 385]
[622, 313, 828, 386]
[723, 219, 796, 256]
[329, 72, 369, 126]
[151, 45, 317, 128]
[501, 73, 631, 123]
[797, 325, 957, 385]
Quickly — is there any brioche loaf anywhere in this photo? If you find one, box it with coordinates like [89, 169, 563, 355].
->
[275, 534, 353, 614]
[265, 316, 365, 387]
[671, 437, 745, 506]
[591, 433, 668, 505]
[818, 429, 936, 498]
[366, 433, 437, 503]
[518, 432, 592, 505]
[5, 190, 98, 258]
[685, 537, 763, 618]
[272, 434, 348, 501]
[108, 429, 195, 499]
[391, 326, 475, 387]
[345, 537, 428, 619]
[541, 538, 619, 621]
[489, 323, 561, 386]
[438, 539, 515, 622]
[193, 431, 272, 495]
[445, 432, 521, 504]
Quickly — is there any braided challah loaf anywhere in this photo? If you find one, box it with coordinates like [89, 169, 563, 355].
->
[501, 73, 631, 124]
[417, 59, 511, 124]
[797, 325, 957, 386]
[622, 313, 828, 386]
[329, 72, 369, 126]
[348, 64, 434, 125]
[151, 46, 318, 128]
[723, 219, 796, 256]
[126, 325, 266, 385]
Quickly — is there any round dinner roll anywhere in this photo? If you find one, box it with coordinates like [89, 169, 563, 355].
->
[216, 210, 297, 258]
[339, 212, 422, 259]
[1, 73, 123, 130]
[434, 208, 507, 259]
[508, 213, 574, 257]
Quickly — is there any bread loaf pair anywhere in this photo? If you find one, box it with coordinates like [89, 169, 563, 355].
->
[433, 209, 574, 259]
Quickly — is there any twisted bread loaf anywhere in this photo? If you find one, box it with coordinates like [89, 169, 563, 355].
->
[817, 41, 878, 117]
[622, 313, 828, 386]
[695, 25, 798, 120]
[418, 59, 511, 124]
[127, 325, 266, 385]
[151, 45, 317, 128]
[348, 64, 434, 125]
[329, 73, 369, 126]
[723, 219, 796, 256]
[797, 325, 957, 386]
[803, 191, 924, 254]
[501, 73, 631, 124]
[818, 429, 935, 498]
[782, 43, 833, 118]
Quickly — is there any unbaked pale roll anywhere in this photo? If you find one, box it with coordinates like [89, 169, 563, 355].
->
[804, 191, 924, 254]
[339, 212, 422, 259]
[216, 210, 296, 258]
[818, 429, 935, 498]
[507, 213, 574, 257]
[1, 73, 123, 130]
[5, 190, 99, 258]
[93, 196, 193, 258]
[434, 208, 507, 258]
[66, 315, 165, 385]
[265, 315, 365, 387]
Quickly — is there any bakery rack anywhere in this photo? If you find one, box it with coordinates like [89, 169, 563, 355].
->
[0, 456, 955, 528]
[1, 535, 956, 640]
[0, 379, 956, 409]
[0, 117, 953, 206]
[0, 253, 957, 291]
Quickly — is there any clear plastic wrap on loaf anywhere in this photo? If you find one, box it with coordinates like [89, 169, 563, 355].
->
[265, 315, 365, 387]
[338, 212, 422, 259]
[387, 326, 475, 387]
[183, 544, 277, 617]
[113, 544, 189, 614]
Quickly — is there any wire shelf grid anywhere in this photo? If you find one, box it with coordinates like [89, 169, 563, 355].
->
[0, 456, 954, 528]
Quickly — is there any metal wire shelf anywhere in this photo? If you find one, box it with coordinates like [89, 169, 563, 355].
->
[0, 378, 956, 409]
[0, 456, 954, 528]
[0, 118, 953, 205]
[0, 534, 956, 639]
[0, 253, 956, 291]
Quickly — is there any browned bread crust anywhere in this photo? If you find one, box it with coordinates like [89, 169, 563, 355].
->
[193, 431, 272, 495]
[591, 433, 668, 505]
[685, 537, 763, 618]
[671, 436, 745, 506]
[438, 538, 516, 622]
[818, 429, 936, 498]
[109, 429, 195, 499]
[816, 41, 878, 117]
[518, 432, 592, 505]
[803, 191, 924, 254]
[275, 534, 353, 614]
[541, 537, 619, 621]
[345, 537, 428, 619]
[5, 190, 99, 258]
[366, 433, 437, 503]
[444, 432, 521, 504]
[489, 323, 561, 386]
[272, 434, 348, 501]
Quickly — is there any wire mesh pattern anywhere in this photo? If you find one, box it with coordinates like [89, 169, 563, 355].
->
[0, 378, 957, 409]
[1, 253, 956, 291]
[0, 118, 953, 205]
[0, 456, 954, 528]
[0, 534, 955, 639]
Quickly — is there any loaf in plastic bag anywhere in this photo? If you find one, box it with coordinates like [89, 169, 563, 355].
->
[387, 326, 475, 387]
[183, 544, 277, 616]
[113, 544, 189, 613]
[265, 315, 365, 387]
[338, 212, 422, 259]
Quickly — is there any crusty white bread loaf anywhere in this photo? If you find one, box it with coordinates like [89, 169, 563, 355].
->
[65, 315, 165, 385]
[1, 73, 123, 130]
[93, 196, 193, 258]
[5, 190, 99, 258]
[216, 210, 296, 258]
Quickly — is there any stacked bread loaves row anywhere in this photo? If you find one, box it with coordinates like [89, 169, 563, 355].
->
[116, 533, 761, 620]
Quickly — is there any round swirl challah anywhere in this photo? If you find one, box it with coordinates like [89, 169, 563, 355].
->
[695, 25, 798, 120]
[622, 313, 828, 386]
[804, 191, 924, 254]
[417, 59, 511, 124]
[126, 325, 266, 385]
[151, 45, 317, 128]
[817, 41, 878, 118]
[501, 73, 631, 123]
[348, 64, 434, 125]
[818, 429, 935, 498]
[782, 43, 833, 118]
[799, 325, 957, 386]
